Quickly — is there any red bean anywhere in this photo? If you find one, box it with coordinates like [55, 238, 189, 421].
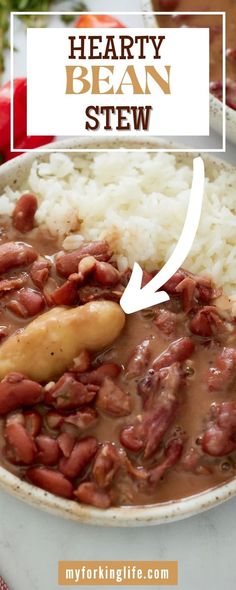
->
[152, 337, 195, 371]
[27, 467, 73, 499]
[64, 408, 98, 430]
[4, 422, 37, 464]
[36, 435, 60, 466]
[148, 437, 183, 485]
[97, 378, 131, 417]
[159, 0, 180, 9]
[12, 194, 38, 233]
[56, 241, 111, 277]
[125, 339, 151, 379]
[201, 401, 236, 457]
[78, 363, 121, 385]
[59, 437, 98, 479]
[94, 261, 120, 286]
[207, 347, 236, 392]
[139, 362, 181, 411]
[190, 309, 212, 337]
[0, 373, 43, 416]
[0, 242, 37, 274]
[226, 48, 236, 61]
[71, 350, 91, 373]
[121, 366, 180, 458]
[201, 424, 235, 457]
[0, 277, 25, 293]
[226, 80, 236, 110]
[190, 306, 225, 338]
[175, 277, 196, 312]
[7, 288, 45, 318]
[120, 425, 144, 453]
[57, 432, 76, 458]
[51, 280, 78, 305]
[144, 401, 178, 459]
[44, 411, 64, 431]
[92, 443, 120, 488]
[30, 260, 50, 289]
[155, 309, 177, 336]
[162, 270, 187, 294]
[24, 411, 42, 437]
[141, 270, 153, 287]
[44, 373, 98, 410]
[210, 81, 223, 101]
[0, 326, 8, 341]
[74, 482, 111, 508]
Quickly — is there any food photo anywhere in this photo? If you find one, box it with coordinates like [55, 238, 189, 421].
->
[0, 1, 235, 590]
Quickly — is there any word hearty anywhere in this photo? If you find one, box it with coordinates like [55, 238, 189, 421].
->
[65, 33, 171, 132]
[67, 34, 166, 60]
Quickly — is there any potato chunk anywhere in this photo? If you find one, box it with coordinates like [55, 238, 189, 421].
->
[0, 301, 125, 382]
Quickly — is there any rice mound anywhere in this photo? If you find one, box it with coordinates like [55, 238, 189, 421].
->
[0, 152, 236, 295]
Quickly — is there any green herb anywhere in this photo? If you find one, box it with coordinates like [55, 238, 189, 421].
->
[0, 0, 88, 78]
[60, 2, 88, 24]
[60, 14, 75, 24]
[72, 1, 88, 11]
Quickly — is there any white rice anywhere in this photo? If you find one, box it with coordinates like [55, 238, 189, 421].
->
[0, 152, 236, 296]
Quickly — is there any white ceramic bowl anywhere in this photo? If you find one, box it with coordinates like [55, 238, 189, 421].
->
[142, 0, 236, 145]
[0, 137, 236, 526]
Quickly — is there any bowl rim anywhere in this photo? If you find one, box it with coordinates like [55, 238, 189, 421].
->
[0, 136, 236, 526]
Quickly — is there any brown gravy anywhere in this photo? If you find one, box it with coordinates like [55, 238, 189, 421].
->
[1, 205, 236, 507]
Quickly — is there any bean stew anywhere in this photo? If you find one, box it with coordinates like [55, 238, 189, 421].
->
[0, 193, 236, 508]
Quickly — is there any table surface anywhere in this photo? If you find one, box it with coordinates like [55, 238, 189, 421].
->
[1, 1, 236, 589]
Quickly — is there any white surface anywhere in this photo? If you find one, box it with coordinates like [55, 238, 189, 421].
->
[1, 1, 236, 589]
[0, 488, 236, 590]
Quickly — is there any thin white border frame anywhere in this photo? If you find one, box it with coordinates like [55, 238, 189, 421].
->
[10, 10, 226, 153]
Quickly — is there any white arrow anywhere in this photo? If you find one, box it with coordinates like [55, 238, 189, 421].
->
[120, 156, 205, 314]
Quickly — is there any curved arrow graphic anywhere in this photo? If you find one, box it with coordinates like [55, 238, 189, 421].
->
[120, 156, 205, 314]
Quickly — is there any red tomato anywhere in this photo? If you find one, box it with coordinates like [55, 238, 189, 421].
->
[0, 77, 54, 163]
[75, 15, 125, 28]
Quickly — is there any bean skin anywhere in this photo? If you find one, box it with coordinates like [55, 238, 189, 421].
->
[92, 443, 120, 488]
[97, 378, 131, 417]
[207, 348, 236, 392]
[7, 288, 45, 318]
[57, 432, 76, 458]
[125, 339, 151, 379]
[56, 241, 111, 277]
[24, 411, 42, 438]
[0, 242, 37, 274]
[36, 435, 60, 466]
[44, 373, 98, 410]
[78, 363, 121, 385]
[94, 261, 120, 286]
[74, 482, 111, 508]
[152, 337, 195, 371]
[148, 437, 183, 485]
[51, 280, 79, 306]
[64, 407, 98, 430]
[30, 260, 50, 289]
[12, 193, 38, 233]
[27, 467, 74, 499]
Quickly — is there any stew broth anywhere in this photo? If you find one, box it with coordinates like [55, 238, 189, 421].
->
[0, 194, 236, 508]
